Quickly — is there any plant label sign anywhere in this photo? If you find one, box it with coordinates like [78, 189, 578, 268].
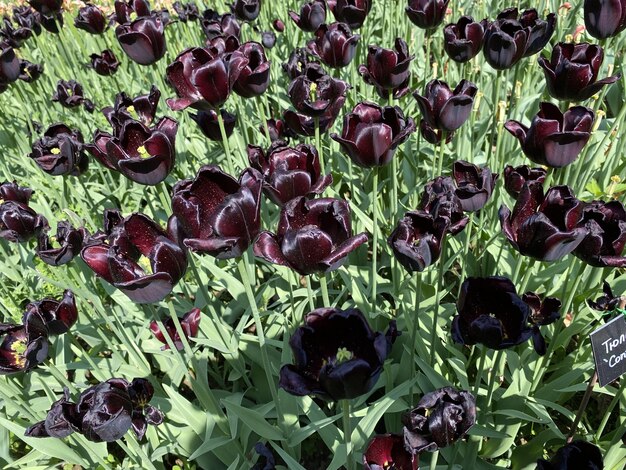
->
[591, 315, 626, 387]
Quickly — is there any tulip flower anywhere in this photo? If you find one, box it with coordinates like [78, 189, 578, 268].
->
[363, 434, 418, 470]
[29, 123, 88, 177]
[263, 117, 295, 142]
[539, 43, 621, 102]
[279, 307, 398, 400]
[0, 17, 32, 48]
[18, 60, 44, 83]
[584, 0, 626, 39]
[331, 101, 415, 167]
[574, 200, 626, 267]
[451, 276, 541, 352]
[358, 38, 414, 98]
[0, 309, 49, 374]
[27, 0, 63, 33]
[37, 221, 88, 266]
[247, 141, 332, 205]
[25, 378, 164, 442]
[403, 387, 476, 452]
[171, 166, 263, 259]
[536, 440, 604, 469]
[166, 47, 248, 111]
[273, 19, 285, 32]
[0, 44, 22, 88]
[261, 31, 276, 48]
[444, 16, 487, 63]
[414, 79, 477, 144]
[13, 6, 42, 36]
[329, 0, 372, 29]
[201, 10, 240, 40]
[499, 183, 588, 261]
[0, 181, 47, 243]
[114, 0, 152, 24]
[503, 165, 546, 199]
[173, 2, 201, 22]
[25, 290, 78, 335]
[150, 307, 201, 350]
[81, 211, 188, 304]
[282, 48, 322, 79]
[103, 86, 161, 130]
[452, 160, 498, 212]
[419, 176, 469, 235]
[406, 0, 450, 29]
[233, 41, 271, 98]
[283, 110, 340, 137]
[588, 281, 622, 312]
[482, 11, 530, 69]
[116, 15, 166, 66]
[289, 0, 326, 32]
[233, 0, 261, 22]
[89, 50, 120, 76]
[505, 102, 594, 168]
[88, 117, 177, 185]
[308, 22, 360, 69]
[517, 8, 556, 57]
[388, 210, 447, 273]
[522, 291, 561, 354]
[254, 197, 368, 275]
[253, 442, 276, 469]
[74, 3, 107, 34]
[288, 66, 349, 117]
[51, 79, 94, 112]
[191, 109, 236, 141]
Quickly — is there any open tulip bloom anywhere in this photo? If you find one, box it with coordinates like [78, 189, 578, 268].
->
[150, 307, 201, 350]
[29, 123, 89, 177]
[358, 38, 414, 99]
[36, 221, 88, 266]
[363, 434, 418, 470]
[0, 181, 48, 243]
[444, 16, 487, 63]
[503, 165, 547, 199]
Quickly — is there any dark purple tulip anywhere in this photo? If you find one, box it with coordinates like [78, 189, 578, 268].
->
[114, 0, 152, 24]
[388, 210, 447, 273]
[403, 387, 476, 453]
[588, 281, 622, 312]
[25, 289, 78, 335]
[166, 46, 248, 111]
[116, 15, 166, 66]
[248, 141, 332, 205]
[103, 86, 161, 130]
[205, 34, 241, 54]
[173, 1, 201, 22]
[37, 221, 87, 266]
[74, 3, 107, 34]
[89, 50, 120, 76]
[51, 79, 94, 112]
[406, 0, 450, 30]
[201, 10, 241, 40]
[358, 38, 414, 98]
[288, 66, 349, 117]
[282, 48, 322, 80]
[94, 117, 177, 185]
[233, 0, 261, 22]
[261, 31, 276, 49]
[13, 6, 42, 36]
[289, 0, 326, 32]
[27, 0, 62, 33]
[363, 434, 418, 470]
[279, 307, 398, 400]
[574, 199, 626, 267]
[18, 60, 44, 83]
[499, 183, 588, 262]
[452, 276, 541, 352]
[253, 442, 276, 470]
[419, 176, 469, 235]
[482, 12, 529, 70]
[536, 440, 603, 470]
[263, 117, 295, 142]
[0, 44, 21, 87]
[518, 8, 556, 57]
[283, 109, 339, 137]
[307, 22, 360, 69]
[444, 16, 487, 63]
[523, 291, 561, 354]
[0, 182, 47, 243]
[329, 0, 372, 29]
[0, 181, 32, 204]
[150, 307, 201, 350]
[414, 79, 477, 143]
[171, 166, 263, 259]
[0, 17, 32, 48]
[539, 43, 621, 102]
[29, 123, 88, 177]
[191, 109, 236, 141]
[331, 101, 415, 168]
[452, 160, 498, 212]
[81, 212, 188, 304]
[233, 41, 271, 98]
[24, 389, 77, 438]
[584, 0, 626, 39]
[0, 309, 49, 374]
[127, 378, 164, 440]
[505, 102, 594, 168]
[254, 197, 368, 275]
[503, 165, 547, 199]
[273, 19, 285, 32]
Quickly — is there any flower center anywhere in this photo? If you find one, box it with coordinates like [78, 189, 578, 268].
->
[137, 254, 152, 273]
[137, 146, 150, 159]
[10, 339, 27, 367]
[335, 347, 353, 363]
[309, 82, 318, 101]
[129, 11, 138, 21]
[50, 147, 61, 155]
[126, 105, 138, 118]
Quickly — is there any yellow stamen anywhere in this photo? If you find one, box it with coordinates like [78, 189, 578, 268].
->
[51, 148, 61, 155]
[335, 347, 354, 363]
[137, 146, 150, 159]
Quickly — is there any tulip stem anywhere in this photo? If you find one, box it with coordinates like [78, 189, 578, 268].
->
[371, 169, 379, 310]
[472, 346, 487, 398]
[320, 273, 331, 307]
[237, 256, 283, 433]
[259, 94, 272, 144]
[566, 370, 598, 443]
[389, 90, 400, 296]
[436, 132, 446, 177]
[306, 277, 316, 310]
[409, 273, 423, 403]
[430, 236, 447, 365]
[486, 71, 503, 165]
[457, 213, 474, 295]
[342, 399, 354, 470]
[595, 377, 626, 440]
[429, 450, 439, 470]
[315, 116, 324, 174]
[217, 109, 235, 175]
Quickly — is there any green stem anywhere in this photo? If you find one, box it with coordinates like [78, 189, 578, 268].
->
[342, 400, 354, 470]
[409, 273, 422, 403]
[595, 378, 626, 440]
[389, 90, 399, 296]
[566, 370, 598, 443]
[320, 273, 330, 307]
[430, 236, 447, 365]
[430, 450, 439, 470]
[457, 213, 474, 295]
[315, 116, 324, 174]
[436, 132, 446, 177]
[486, 71, 503, 164]
[472, 347, 487, 398]
[217, 110, 235, 174]
[485, 350, 505, 408]
[371, 169, 379, 310]
[258, 94, 272, 144]
[306, 277, 316, 310]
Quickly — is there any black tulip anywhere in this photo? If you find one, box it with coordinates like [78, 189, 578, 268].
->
[443, 16, 487, 63]
[74, 3, 108, 34]
[289, 0, 326, 32]
[89, 49, 120, 76]
[584, 0, 626, 39]
[536, 440, 604, 470]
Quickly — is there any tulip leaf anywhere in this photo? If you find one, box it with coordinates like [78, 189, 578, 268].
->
[269, 442, 307, 470]
[222, 401, 284, 441]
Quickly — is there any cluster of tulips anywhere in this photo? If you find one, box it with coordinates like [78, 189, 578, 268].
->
[0, 0, 625, 468]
